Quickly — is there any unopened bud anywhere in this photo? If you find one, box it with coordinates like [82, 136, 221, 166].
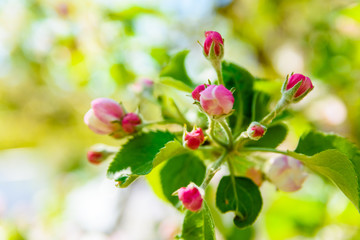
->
[282, 73, 314, 102]
[191, 84, 207, 101]
[267, 155, 308, 192]
[247, 122, 267, 140]
[84, 98, 124, 135]
[177, 183, 203, 212]
[183, 126, 205, 150]
[199, 85, 234, 117]
[203, 31, 224, 59]
[86, 144, 117, 164]
[121, 113, 142, 133]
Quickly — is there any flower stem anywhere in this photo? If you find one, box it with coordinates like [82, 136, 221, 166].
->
[241, 147, 293, 156]
[201, 151, 228, 189]
[171, 99, 192, 128]
[260, 96, 290, 126]
[208, 117, 228, 149]
[227, 156, 245, 219]
[212, 60, 224, 86]
[219, 119, 233, 150]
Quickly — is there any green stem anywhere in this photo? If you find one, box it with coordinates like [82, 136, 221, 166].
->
[201, 151, 228, 189]
[234, 131, 249, 149]
[172, 99, 192, 128]
[212, 60, 224, 86]
[260, 96, 290, 126]
[241, 147, 292, 156]
[219, 119, 233, 150]
[138, 120, 182, 128]
[208, 118, 228, 149]
[227, 157, 245, 219]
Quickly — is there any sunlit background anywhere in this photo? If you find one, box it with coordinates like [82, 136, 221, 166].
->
[1, 0, 360, 239]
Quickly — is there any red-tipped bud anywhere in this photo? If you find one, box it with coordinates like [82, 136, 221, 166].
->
[177, 183, 203, 212]
[204, 31, 224, 57]
[86, 144, 117, 164]
[283, 73, 314, 101]
[192, 84, 207, 101]
[199, 85, 234, 117]
[87, 151, 104, 164]
[121, 113, 141, 133]
[247, 122, 267, 140]
[183, 126, 205, 150]
[84, 98, 124, 135]
[267, 155, 308, 192]
[245, 167, 264, 187]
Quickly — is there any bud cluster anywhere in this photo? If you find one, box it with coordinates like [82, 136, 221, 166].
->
[84, 98, 141, 137]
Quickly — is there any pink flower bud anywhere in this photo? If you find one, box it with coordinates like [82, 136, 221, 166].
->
[178, 184, 203, 212]
[84, 98, 124, 135]
[204, 31, 224, 57]
[267, 156, 308, 192]
[183, 127, 205, 150]
[121, 113, 141, 133]
[87, 151, 104, 164]
[199, 85, 234, 116]
[247, 122, 267, 140]
[286, 73, 314, 99]
[191, 84, 207, 101]
[246, 167, 263, 187]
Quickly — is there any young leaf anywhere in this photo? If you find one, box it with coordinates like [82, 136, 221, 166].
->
[245, 124, 288, 148]
[294, 130, 360, 210]
[216, 176, 262, 229]
[181, 201, 215, 240]
[289, 150, 358, 210]
[107, 131, 175, 184]
[159, 77, 193, 93]
[160, 50, 194, 88]
[160, 153, 206, 206]
[222, 62, 254, 135]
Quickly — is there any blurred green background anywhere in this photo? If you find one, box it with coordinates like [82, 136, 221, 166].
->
[1, 0, 360, 239]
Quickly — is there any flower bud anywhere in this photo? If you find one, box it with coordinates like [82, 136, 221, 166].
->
[183, 126, 205, 150]
[177, 183, 203, 212]
[283, 73, 314, 101]
[267, 156, 308, 192]
[191, 84, 207, 101]
[87, 151, 104, 164]
[247, 122, 267, 140]
[246, 167, 263, 187]
[86, 144, 117, 164]
[121, 113, 142, 133]
[84, 98, 124, 134]
[199, 85, 234, 116]
[203, 31, 224, 58]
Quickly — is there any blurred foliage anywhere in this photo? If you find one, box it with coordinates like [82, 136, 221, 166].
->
[1, 0, 360, 239]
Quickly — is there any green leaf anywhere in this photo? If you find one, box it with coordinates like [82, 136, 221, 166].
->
[294, 130, 360, 210]
[181, 201, 215, 240]
[289, 150, 359, 210]
[160, 50, 194, 88]
[107, 131, 175, 184]
[153, 140, 187, 166]
[245, 124, 288, 148]
[160, 153, 206, 206]
[159, 77, 193, 93]
[216, 176, 262, 229]
[222, 62, 255, 135]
